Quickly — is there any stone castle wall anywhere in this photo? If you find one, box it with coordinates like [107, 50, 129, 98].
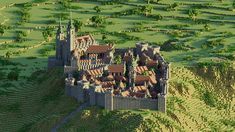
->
[65, 82, 161, 112]
[112, 95, 158, 110]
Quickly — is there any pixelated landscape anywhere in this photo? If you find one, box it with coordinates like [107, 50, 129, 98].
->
[0, 0, 234, 131]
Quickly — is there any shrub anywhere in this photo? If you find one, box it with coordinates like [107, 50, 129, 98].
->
[90, 16, 106, 27]
[202, 90, 217, 107]
[15, 30, 27, 42]
[42, 26, 54, 41]
[7, 70, 19, 81]
[188, 8, 199, 21]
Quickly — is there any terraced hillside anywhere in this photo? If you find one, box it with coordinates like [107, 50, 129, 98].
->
[0, 0, 234, 131]
[0, 68, 79, 131]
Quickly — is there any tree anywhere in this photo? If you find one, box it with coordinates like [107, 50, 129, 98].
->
[94, 6, 101, 13]
[42, 26, 54, 41]
[204, 24, 210, 31]
[114, 55, 122, 64]
[7, 70, 19, 81]
[73, 19, 83, 32]
[59, 0, 71, 10]
[5, 51, 11, 59]
[233, 0, 235, 9]
[141, 5, 153, 16]
[90, 16, 105, 27]
[102, 34, 107, 40]
[0, 27, 4, 36]
[16, 31, 27, 42]
[188, 9, 199, 21]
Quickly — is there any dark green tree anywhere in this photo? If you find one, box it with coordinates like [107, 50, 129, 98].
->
[7, 70, 19, 81]
[90, 16, 105, 27]
[42, 26, 54, 41]
[94, 6, 101, 13]
[141, 5, 153, 16]
[0, 26, 4, 36]
[102, 34, 107, 40]
[204, 24, 210, 31]
[188, 9, 199, 21]
[233, 0, 235, 9]
[5, 51, 11, 59]
[73, 19, 83, 32]
[16, 31, 27, 42]
[114, 55, 122, 64]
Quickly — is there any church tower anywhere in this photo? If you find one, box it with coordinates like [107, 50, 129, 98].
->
[67, 13, 75, 52]
[64, 13, 75, 65]
[56, 19, 64, 60]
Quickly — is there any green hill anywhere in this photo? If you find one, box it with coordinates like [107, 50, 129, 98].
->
[0, 68, 78, 132]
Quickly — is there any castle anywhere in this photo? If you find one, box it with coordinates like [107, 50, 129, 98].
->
[48, 19, 169, 113]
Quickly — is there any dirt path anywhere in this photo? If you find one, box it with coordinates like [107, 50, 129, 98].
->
[51, 102, 89, 132]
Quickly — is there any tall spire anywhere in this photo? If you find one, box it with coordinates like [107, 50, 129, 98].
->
[68, 10, 74, 29]
[58, 17, 63, 33]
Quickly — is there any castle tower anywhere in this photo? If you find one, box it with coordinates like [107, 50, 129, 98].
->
[56, 19, 64, 60]
[66, 12, 75, 64]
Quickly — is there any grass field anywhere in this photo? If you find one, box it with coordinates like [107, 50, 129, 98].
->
[0, 0, 234, 131]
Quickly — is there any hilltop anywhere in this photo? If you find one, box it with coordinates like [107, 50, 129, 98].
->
[0, 0, 234, 131]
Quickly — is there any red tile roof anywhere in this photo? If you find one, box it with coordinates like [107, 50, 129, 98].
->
[147, 60, 157, 67]
[101, 81, 115, 88]
[87, 68, 103, 76]
[86, 45, 112, 54]
[75, 35, 94, 45]
[135, 75, 150, 83]
[115, 76, 127, 82]
[133, 86, 147, 92]
[108, 64, 124, 73]
[135, 66, 148, 74]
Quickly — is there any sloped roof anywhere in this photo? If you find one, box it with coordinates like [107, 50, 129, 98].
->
[135, 75, 150, 84]
[135, 66, 148, 74]
[87, 68, 103, 76]
[86, 45, 112, 54]
[108, 64, 124, 73]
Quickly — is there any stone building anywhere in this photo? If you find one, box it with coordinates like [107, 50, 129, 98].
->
[48, 19, 170, 113]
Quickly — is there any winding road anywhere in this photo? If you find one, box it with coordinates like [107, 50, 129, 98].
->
[51, 102, 89, 132]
